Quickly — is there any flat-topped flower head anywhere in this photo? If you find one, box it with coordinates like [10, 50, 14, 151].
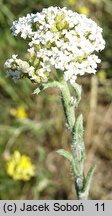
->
[4, 7, 105, 84]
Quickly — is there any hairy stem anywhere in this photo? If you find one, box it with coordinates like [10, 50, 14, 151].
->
[60, 80, 94, 200]
[34, 79, 95, 199]
[60, 80, 75, 131]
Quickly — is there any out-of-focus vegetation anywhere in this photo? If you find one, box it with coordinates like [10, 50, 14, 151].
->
[0, 0, 112, 199]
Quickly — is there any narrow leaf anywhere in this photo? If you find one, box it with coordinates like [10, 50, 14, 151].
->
[56, 149, 73, 162]
[72, 114, 85, 164]
[75, 114, 83, 137]
[83, 165, 96, 193]
[56, 149, 79, 176]
[33, 81, 63, 95]
[72, 83, 82, 105]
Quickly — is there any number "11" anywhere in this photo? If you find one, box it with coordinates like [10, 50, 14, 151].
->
[95, 203, 105, 211]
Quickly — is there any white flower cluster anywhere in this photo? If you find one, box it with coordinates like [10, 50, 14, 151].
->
[4, 54, 35, 82]
[4, 7, 105, 84]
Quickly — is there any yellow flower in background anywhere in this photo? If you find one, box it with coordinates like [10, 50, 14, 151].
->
[89, 0, 97, 3]
[97, 70, 107, 81]
[6, 151, 35, 181]
[10, 106, 27, 119]
[79, 7, 90, 16]
[67, 0, 76, 6]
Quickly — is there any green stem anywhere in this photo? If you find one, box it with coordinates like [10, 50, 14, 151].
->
[60, 80, 94, 200]
[60, 80, 75, 131]
[34, 79, 95, 200]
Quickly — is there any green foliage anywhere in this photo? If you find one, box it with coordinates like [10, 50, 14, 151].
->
[71, 83, 82, 106]
[56, 149, 74, 162]
[72, 115, 85, 168]
[83, 165, 96, 194]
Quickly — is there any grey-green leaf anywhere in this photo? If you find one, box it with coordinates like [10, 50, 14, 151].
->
[56, 149, 74, 162]
[75, 114, 83, 136]
[56, 149, 79, 176]
[72, 83, 82, 105]
[33, 81, 63, 95]
[83, 165, 96, 194]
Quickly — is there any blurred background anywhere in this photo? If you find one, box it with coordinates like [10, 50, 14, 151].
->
[0, 0, 112, 200]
